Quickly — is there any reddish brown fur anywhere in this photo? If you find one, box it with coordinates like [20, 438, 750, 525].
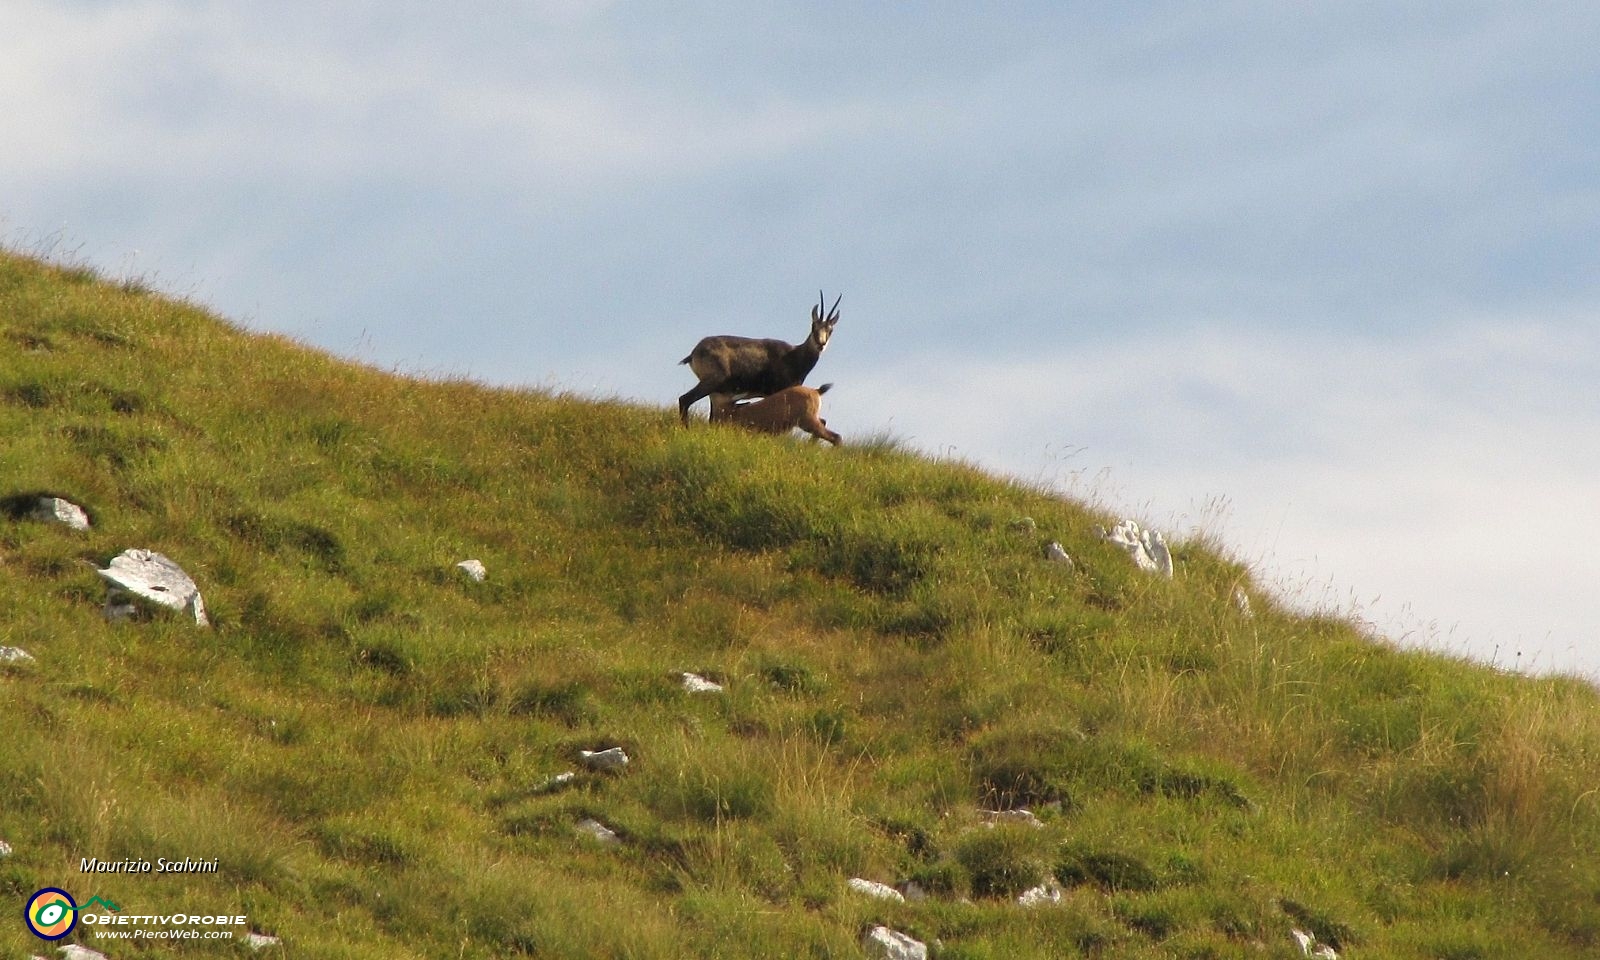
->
[713, 384, 841, 445]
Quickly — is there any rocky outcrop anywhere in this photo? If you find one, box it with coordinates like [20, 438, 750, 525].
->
[97, 549, 209, 626]
[580, 747, 630, 772]
[1098, 519, 1173, 577]
[32, 496, 91, 531]
[862, 926, 926, 960]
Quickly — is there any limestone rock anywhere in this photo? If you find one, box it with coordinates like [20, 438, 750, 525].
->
[1233, 586, 1253, 617]
[681, 672, 724, 694]
[245, 932, 282, 949]
[32, 496, 91, 531]
[0, 646, 36, 664]
[1017, 881, 1062, 907]
[979, 808, 1044, 828]
[848, 877, 905, 902]
[1097, 519, 1173, 577]
[1043, 541, 1073, 566]
[1291, 928, 1338, 958]
[455, 559, 487, 582]
[580, 747, 630, 772]
[535, 771, 577, 793]
[862, 926, 927, 960]
[575, 818, 621, 845]
[97, 549, 209, 626]
[0, 838, 12, 857]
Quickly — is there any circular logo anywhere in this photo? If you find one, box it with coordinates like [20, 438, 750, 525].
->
[24, 888, 78, 940]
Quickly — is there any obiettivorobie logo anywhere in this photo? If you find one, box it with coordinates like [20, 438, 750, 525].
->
[24, 888, 119, 941]
[24, 887, 246, 943]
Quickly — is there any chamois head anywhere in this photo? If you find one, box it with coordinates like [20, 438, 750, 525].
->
[809, 291, 842, 352]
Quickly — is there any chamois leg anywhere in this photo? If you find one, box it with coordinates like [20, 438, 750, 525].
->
[801, 414, 841, 445]
[678, 383, 714, 425]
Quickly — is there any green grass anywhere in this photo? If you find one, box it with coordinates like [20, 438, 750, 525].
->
[2, 246, 1599, 957]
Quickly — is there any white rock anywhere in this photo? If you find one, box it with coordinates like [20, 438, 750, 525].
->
[862, 925, 927, 960]
[848, 878, 905, 902]
[455, 559, 487, 582]
[1043, 541, 1073, 566]
[580, 747, 630, 771]
[0, 646, 36, 664]
[1290, 928, 1338, 959]
[245, 932, 282, 949]
[1017, 881, 1062, 907]
[575, 818, 621, 845]
[33, 497, 91, 531]
[97, 549, 209, 626]
[60, 946, 109, 960]
[535, 771, 577, 793]
[1097, 519, 1174, 577]
[681, 672, 724, 694]
[0, 839, 12, 857]
[1233, 586, 1253, 617]
[979, 808, 1044, 828]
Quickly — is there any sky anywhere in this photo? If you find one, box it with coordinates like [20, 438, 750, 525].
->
[4, 1, 1597, 678]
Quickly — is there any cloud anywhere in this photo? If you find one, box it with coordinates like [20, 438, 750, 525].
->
[0, 0, 897, 193]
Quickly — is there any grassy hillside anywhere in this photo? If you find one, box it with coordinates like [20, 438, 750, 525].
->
[2, 247, 1598, 959]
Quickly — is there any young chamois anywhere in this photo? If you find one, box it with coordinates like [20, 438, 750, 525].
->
[678, 292, 840, 425]
[713, 384, 841, 445]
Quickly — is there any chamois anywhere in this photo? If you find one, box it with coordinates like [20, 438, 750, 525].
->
[714, 384, 841, 445]
[678, 292, 840, 424]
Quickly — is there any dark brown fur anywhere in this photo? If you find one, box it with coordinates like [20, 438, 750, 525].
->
[678, 293, 840, 424]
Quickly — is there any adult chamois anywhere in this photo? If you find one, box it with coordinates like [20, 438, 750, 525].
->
[713, 383, 841, 445]
[678, 292, 840, 425]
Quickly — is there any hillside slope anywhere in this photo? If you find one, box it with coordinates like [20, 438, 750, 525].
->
[2, 248, 1598, 959]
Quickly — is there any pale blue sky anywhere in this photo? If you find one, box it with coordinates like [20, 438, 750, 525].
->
[5, 2, 1598, 676]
